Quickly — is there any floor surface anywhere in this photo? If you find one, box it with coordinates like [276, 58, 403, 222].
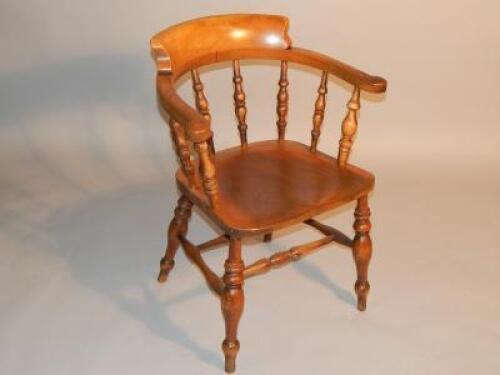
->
[1, 152, 499, 374]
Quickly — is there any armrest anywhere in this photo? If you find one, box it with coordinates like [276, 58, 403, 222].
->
[156, 74, 212, 143]
[156, 74, 218, 206]
[286, 47, 387, 93]
[215, 47, 387, 93]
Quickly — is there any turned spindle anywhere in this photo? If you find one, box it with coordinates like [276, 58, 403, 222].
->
[243, 236, 335, 279]
[276, 60, 289, 141]
[221, 237, 245, 373]
[338, 86, 360, 166]
[232, 60, 248, 146]
[352, 195, 372, 311]
[196, 141, 218, 206]
[191, 68, 211, 119]
[191, 69, 215, 154]
[310, 71, 328, 152]
[168, 117, 195, 186]
[157, 195, 193, 283]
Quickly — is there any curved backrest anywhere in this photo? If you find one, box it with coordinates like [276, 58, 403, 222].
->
[151, 14, 387, 207]
[150, 14, 292, 77]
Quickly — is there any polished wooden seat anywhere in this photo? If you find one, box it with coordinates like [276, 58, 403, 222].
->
[150, 13, 387, 373]
[177, 140, 374, 234]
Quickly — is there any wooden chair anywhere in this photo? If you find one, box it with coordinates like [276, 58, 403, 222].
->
[150, 14, 387, 373]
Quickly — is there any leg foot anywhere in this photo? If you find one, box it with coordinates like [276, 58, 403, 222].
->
[158, 259, 175, 283]
[352, 195, 372, 311]
[222, 339, 239, 373]
[355, 280, 370, 311]
[221, 237, 245, 373]
[157, 195, 192, 283]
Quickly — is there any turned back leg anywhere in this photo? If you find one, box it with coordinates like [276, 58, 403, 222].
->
[263, 232, 273, 242]
[157, 195, 193, 283]
[352, 195, 372, 311]
[221, 237, 245, 373]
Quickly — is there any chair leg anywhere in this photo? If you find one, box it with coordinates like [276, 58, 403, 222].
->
[352, 195, 372, 311]
[263, 232, 273, 242]
[157, 195, 193, 283]
[221, 237, 245, 373]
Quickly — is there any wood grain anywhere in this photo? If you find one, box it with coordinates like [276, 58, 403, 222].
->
[176, 140, 374, 235]
[151, 14, 291, 77]
[151, 14, 387, 373]
[151, 15, 386, 92]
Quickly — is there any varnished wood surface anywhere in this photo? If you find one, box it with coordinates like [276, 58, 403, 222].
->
[276, 60, 289, 140]
[177, 140, 374, 235]
[152, 14, 386, 373]
[221, 237, 245, 373]
[168, 117, 194, 186]
[195, 141, 218, 206]
[153, 13, 387, 191]
[244, 235, 337, 278]
[310, 71, 328, 152]
[338, 86, 361, 166]
[151, 14, 386, 92]
[353, 196, 372, 311]
[156, 74, 211, 143]
[151, 14, 291, 76]
[157, 196, 192, 283]
[232, 60, 248, 145]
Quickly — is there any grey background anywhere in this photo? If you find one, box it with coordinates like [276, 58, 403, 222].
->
[1, 1, 499, 374]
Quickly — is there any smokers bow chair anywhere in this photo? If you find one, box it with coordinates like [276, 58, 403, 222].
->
[150, 14, 387, 373]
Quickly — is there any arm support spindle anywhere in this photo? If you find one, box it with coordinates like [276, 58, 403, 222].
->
[191, 69, 215, 154]
[338, 86, 360, 166]
[169, 117, 195, 186]
[195, 141, 218, 206]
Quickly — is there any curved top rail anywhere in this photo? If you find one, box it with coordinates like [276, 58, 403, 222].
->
[215, 47, 387, 93]
[151, 14, 292, 75]
[151, 14, 386, 93]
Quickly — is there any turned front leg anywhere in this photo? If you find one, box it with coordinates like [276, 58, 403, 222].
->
[352, 195, 372, 311]
[157, 195, 193, 283]
[221, 237, 245, 373]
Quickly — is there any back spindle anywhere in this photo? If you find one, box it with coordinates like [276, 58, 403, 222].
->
[310, 71, 328, 152]
[338, 86, 361, 166]
[276, 60, 289, 141]
[191, 69, 215, 154]
[232, 60, 248, 146]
